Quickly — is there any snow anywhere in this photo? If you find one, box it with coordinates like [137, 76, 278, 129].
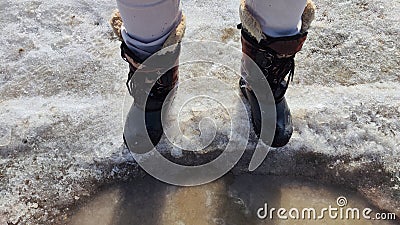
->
[0, 0, 399, 223]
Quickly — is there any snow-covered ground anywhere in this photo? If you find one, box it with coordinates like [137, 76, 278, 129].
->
[1, 0, 399, 224]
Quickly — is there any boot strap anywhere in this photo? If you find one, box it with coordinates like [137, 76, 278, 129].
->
[121, 42, 179, 110]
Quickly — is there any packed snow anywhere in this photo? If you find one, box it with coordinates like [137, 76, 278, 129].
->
[0, 0, 399, 224]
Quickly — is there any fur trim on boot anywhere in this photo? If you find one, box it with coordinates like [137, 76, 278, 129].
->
[110, 10, 123, 41]
[109, 10, 186, 49]
[301, 0, 316, 32]
[239, 0, 316, 42]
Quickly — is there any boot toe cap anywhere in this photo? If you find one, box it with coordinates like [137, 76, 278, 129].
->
[272, 125, 293, 147]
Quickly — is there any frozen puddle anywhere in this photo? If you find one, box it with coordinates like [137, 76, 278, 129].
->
[67, 175, 397, 225]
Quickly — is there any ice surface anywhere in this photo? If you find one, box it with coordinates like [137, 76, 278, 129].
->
[0, 0, 399, 223]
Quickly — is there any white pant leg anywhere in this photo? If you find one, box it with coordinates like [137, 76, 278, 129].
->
[116, 0, 181, 59]
[245, 0, 307, 37]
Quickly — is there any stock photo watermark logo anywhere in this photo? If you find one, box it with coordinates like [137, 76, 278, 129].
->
[257, 196, 397, 221]
[122, 40, 277, 186]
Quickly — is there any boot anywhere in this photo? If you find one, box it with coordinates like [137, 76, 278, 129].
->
[110, 11, 186, 152]
[238, 0, 315, 147]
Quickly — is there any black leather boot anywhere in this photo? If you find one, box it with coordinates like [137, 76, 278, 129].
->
[239, 27, 308, 147]
[110, 11, 186, 152]
[121, 42, 180, 152]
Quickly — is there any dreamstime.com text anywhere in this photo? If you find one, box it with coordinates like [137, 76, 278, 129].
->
[257, 197, 396, 221]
